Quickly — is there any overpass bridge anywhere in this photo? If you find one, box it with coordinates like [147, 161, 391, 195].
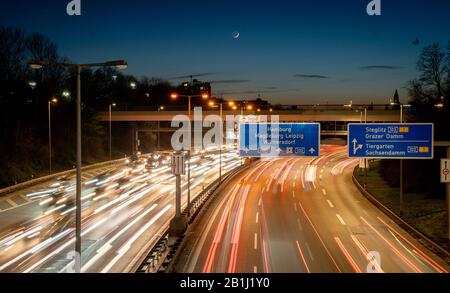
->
[97, 109, 407, 153]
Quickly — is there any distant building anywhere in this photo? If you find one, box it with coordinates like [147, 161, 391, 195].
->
[177, 79, 211, 98]
[390, 89, 400, 105]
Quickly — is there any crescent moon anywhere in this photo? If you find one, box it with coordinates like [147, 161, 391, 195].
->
[232, 31, 240, 39]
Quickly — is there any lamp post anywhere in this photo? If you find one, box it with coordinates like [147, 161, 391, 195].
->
[29, 59, 127, 273]
[48, 98, 58, 174]
[170, 92, 209, 212]
[208, 101, 230, 182]
[109, 102, 116, 161]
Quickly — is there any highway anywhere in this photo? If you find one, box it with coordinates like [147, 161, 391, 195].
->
[0, 148, 241, 273]
[180, 145, 449, 273]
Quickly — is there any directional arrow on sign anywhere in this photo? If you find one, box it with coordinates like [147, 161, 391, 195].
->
[352, 138, 363, 155]
[309, 148, 315, 154]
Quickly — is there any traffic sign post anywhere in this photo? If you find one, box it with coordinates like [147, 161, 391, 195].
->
[348, 123, 434, 159]
[169, 152, 187, 237]
[349, 122, 434, 216]
[441, 159, 450, 183]
[239, 123, 320, 158]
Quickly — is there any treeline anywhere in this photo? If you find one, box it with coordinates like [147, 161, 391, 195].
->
[380, 41, 450, 198]
[0, 26, 178, 187]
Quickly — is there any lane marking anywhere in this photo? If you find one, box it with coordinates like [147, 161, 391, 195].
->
[5, 199, 18, 207]
[255, 212, 259, 224]
[296, 218, 303, 231]
[327, 200, 334, 208]
[305, 242, 314, 261]
[293, 203, 298, 212]
[322, 189, 327, 196]
[253, 266, 257, 273]
[295, 240, 311, 273]
[350, 235, 384, 273]
[20, 194, 32, 202]
[375, 216, 447, 273]
[258, 197, 262, 207]
[360, 216, 422, 273]
[336, 214, 346, 225]
[292, 191, 295, 199]
[334, 236, 362, 273]
[254, 233, 258, 250]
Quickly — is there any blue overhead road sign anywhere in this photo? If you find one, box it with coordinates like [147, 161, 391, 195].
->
[239, 123, 320, 157]
[348, 123, 433, 159]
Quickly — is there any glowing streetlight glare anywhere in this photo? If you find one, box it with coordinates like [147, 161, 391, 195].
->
[269, 108, 273, 112]
[111, 102, 117, 107]
[130, 82, 137, 89]
[232, 106, 238, 110]
[257, 108, 261, 112]
[247, 105, 253, 110]
[202, 94, 209, 99]
[228, 101, 235, 107]
[51, 98, 58, 104]
[28, 81, 37, 89]
[62, 91, 70, 98]
[209, 101, 215, 107]
[170, 93, 178, 99]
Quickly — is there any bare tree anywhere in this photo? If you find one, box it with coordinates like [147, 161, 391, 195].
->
[417, 43, 446, 99]
[0, 27, 27, 82]
[25, 32, 67, 86]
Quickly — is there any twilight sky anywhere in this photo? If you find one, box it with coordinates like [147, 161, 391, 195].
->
[1, 0, 450, 104]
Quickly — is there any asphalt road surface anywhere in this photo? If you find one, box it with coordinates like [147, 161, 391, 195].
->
[180, 145, 449, 273]
[0, 148, 241, 272]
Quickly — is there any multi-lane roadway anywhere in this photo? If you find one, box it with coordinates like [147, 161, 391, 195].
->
[179, 145, 449, 273]
[0, 149, 241, 272]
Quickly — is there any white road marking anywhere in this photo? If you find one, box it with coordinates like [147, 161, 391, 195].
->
[336, 214, 346, 225]
[327, 200, 334, 208]
[258, 197, 262, 207]
[322, 189, 327, 195]
[254, 233, 258, 250]
[297, 218, 303, 231]
[255, 212, 259, 224]
[20, 194, 32, 202]
[253, 266, 258, 273]
[6, 199, 18, 207]
[305, 242, 314, 261]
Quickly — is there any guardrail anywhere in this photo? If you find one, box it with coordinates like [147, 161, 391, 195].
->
[134, 163, 249, 273]
[352, 167, 450, 263]
[0, 158, 127, 197]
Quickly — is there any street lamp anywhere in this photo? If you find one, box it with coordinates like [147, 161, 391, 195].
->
[28, 81, 37, 89]
[170, 91, 209, 214]
[48, 98, 58, 174]
[208, 101, 228, 181]
[130, 81, 137, 90]
[109, 102, 116, 161]
[29, 59, 127, 274]
[62, 91, 71, 98]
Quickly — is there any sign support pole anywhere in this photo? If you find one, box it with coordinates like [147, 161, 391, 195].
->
[169, 152, 187, 237]
[175, 173, 181, 218]
[364, 108, 368, 189]
[447, 147, 450, 243]
[400, 105, 404, 217]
